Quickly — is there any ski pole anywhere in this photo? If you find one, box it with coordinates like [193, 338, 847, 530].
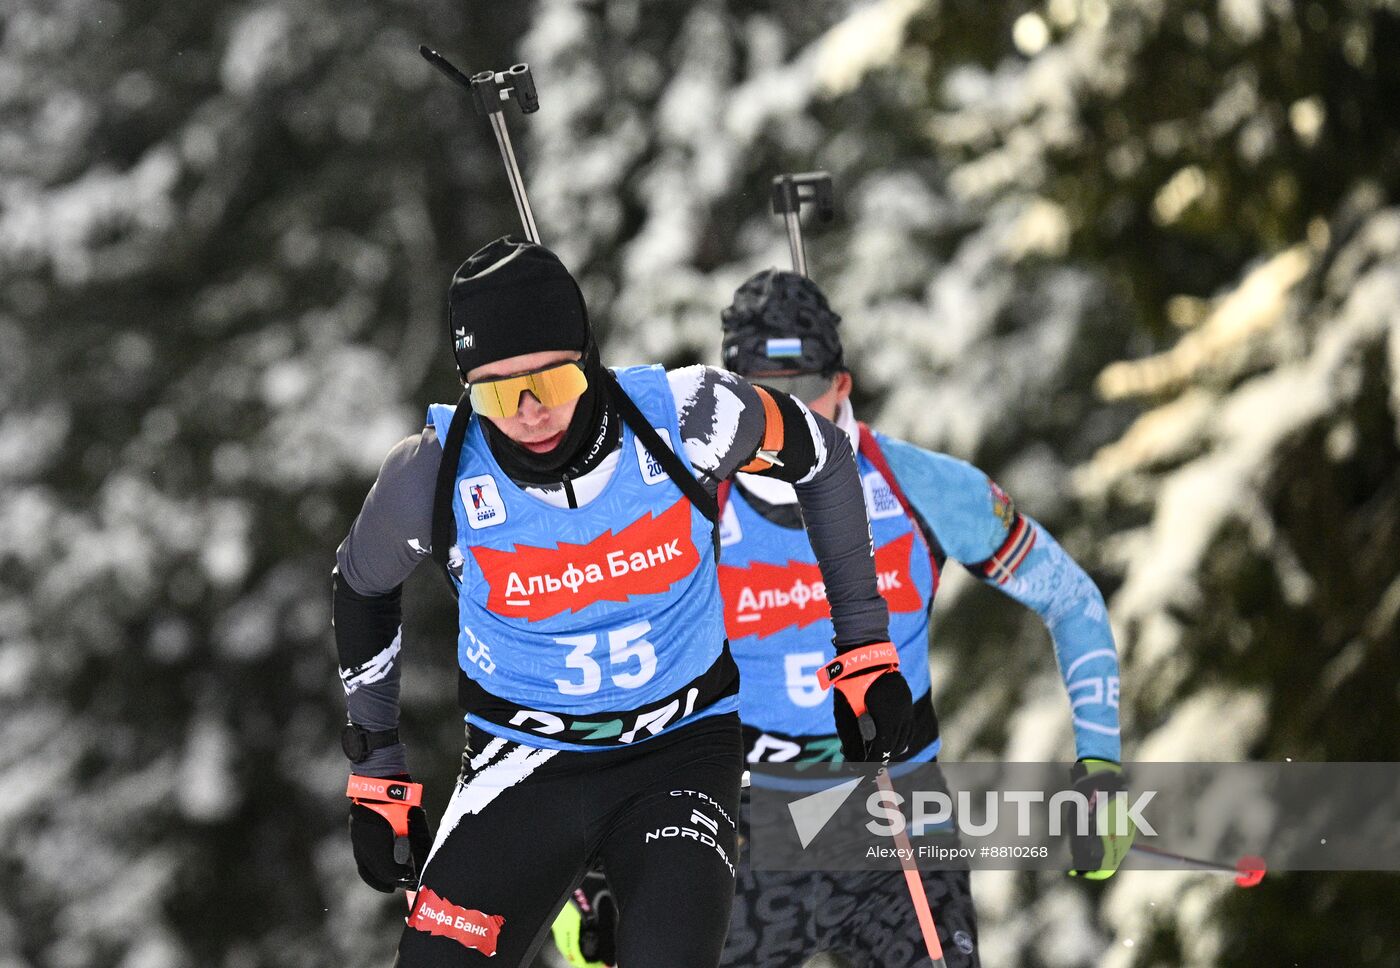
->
[1130, 843, 1267, 887]
[818, 647, 948, 965]
[420, 46, 542, 243]
[873, 763, 950, 968]
[770, 172, 834, 277]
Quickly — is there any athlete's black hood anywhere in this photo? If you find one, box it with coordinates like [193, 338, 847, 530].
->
[446, 236, 619, 480]
[448, 236, 590, 380]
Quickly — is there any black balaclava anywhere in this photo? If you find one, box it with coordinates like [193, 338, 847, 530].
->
[720, 268, 845, 376]
[448, 237, 618, 480]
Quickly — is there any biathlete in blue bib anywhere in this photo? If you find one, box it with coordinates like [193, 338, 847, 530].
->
[555, 270, 1133, 968]
[331, 238, 915, 967]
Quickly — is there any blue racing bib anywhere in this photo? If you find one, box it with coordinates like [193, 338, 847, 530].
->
[427, 365, 735, 751]
[718, 429, 937, 762]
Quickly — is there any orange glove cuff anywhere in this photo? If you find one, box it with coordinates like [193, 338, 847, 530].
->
[816, 642, 899, 717]
[346, 774, 423, 837]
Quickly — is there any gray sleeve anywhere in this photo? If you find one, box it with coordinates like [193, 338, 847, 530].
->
[332, 426, 440, 778]
[335, 426, 440, 596]
[669, 365, 889, 646]
[792, 414, 890, 647]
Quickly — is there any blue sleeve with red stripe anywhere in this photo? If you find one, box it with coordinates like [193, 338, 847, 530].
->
[877, 438, 1122, 762]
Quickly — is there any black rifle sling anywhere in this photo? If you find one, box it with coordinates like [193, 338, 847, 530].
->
[430, 389, 473, 595]
[603, 369, 720, 527]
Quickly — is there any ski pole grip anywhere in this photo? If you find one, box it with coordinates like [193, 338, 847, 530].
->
[346, 774, 423, 838]
[858, 713, 877, 744]
[816, 642, 899, 718]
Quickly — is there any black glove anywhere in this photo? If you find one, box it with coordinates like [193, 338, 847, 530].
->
[1065, 759, 1136, 880]
[822, 643, 914, 762]
[349, 776, 434, 893]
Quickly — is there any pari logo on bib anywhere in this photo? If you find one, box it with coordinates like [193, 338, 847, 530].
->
[470, 498, 699, 620]
[460, 475, 508, 530]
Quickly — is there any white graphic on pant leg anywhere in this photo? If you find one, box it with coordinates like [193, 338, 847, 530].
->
[421, 743, 558, 876]
[641, 790, 737, 875]
[468, 736, 508, 772]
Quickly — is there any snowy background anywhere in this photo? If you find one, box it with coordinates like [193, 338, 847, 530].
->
[2, 0, 1399, 965]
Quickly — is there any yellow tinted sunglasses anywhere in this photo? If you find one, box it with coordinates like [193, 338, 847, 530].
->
[468, 360, 589, 418]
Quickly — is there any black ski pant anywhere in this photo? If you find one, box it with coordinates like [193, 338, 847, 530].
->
[397, 712, 743, 967]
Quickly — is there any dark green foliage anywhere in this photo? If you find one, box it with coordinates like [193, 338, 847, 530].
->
[3, 1, 1398, 965]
